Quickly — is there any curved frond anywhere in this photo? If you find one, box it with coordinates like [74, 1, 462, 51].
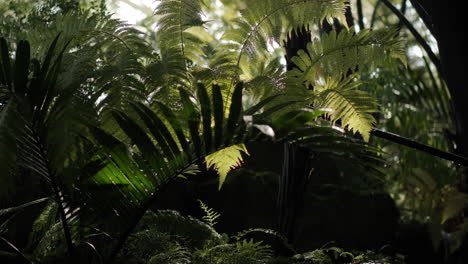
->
[287, 28, 406, 87]
[316, 76, 378, 141]
[155, 0, 208, 66]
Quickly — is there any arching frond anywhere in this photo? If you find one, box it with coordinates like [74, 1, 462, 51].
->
[155, 0, 208, 66]
[222, 0, 349, 66]
[0, 34, 93, 253]
[315, 76, 378, 141]
[78, 81, 296, 260]
[287, 27, 406, 87]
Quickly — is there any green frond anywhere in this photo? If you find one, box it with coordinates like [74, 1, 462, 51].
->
[315, 76, 378, 141]
[272, 110, 385, 183]
[155, 0, 208, 66]
[136, 210, 222, 248]
[205, 144, 249, 190]
[80, 81, 289, 243]
[222, 0, 349, 65]
[25, 200, 58, 251]
[197, 199, 221, 227]
[287, 28, 406, 87]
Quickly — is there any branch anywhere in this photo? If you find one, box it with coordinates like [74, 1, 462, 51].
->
[356, 0, 365, 30]
[397, 0, 408, 29]
[370, 1, 382, 29]
[378, 0, 443, 79]
[0, 236, 32, 264]
[408, 0, 438, 40]
[371, 128, 468, 166]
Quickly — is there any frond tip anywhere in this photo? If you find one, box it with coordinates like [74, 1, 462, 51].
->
[204, 144, 249, 190]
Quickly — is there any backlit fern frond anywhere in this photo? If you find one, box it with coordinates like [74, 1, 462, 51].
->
[315, 76, 379, 141]
[197, 200, 221, 227]
[222, 0, 349, 66]
[22, 11, 150, 58]
[287, 28, 406, 87]
[204, 144, 249, 190]
[155, 0, 208, 67]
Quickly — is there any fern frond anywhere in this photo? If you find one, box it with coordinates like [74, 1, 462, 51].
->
[155, 0, 208, 66]
[222, 0, 349, 66]
[287, 28, 406, 87]
[197, 200, 221, 227]
[205, 144, 249, 190]
[315, 76, 378, 141]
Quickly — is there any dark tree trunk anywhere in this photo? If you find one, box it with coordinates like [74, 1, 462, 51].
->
[277, 25, 313, 248]
[412, 0, 468, 191]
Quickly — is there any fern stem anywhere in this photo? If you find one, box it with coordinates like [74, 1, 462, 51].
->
[227, 0, 312, 111]
[370, 1, 381, 29]
[178, 0, 188, 73]
[236, 0, 309, 68]
[29, 127, 75, 256]
[371, 128, 468, 166]
[87, 30, 132, 51]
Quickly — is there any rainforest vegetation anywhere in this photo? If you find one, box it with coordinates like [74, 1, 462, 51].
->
[0, 0, 467, 263]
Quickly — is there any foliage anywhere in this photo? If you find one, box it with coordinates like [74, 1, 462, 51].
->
[117, 210, 406, 264]
[205, 144, 250, 189]
[1, 0, 461, 263]
[117, 209, 274, 264]
[198, 200, 221, 227]
[293, 247, 406, 264]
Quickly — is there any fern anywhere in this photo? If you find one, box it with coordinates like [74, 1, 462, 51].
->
[287, 28, 406, 87]
[222, 0, 349, 66]
[314, 75, 379, 141]
[283, 28, 405, 140]
[204, 144, 250, 190]
[197, 199, 221, 227]
[155, 0, 208, 67]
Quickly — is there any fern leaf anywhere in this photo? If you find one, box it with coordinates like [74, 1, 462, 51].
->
[315, 76, 378, 141]
[204, 144, 249, 190]
[155, 0, 208, 65]
[287, 28, 406, 87]
[197, 199, 221, 227]
[222, 0, 349, 66]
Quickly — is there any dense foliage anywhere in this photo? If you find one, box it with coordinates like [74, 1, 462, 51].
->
[1, 0, 467, 264]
